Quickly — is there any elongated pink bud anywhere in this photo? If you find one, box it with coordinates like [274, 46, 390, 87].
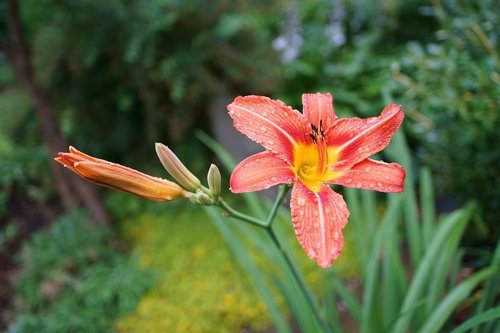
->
[56, 146, 188, 202]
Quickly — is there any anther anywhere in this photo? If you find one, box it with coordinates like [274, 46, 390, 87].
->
[309, 134, 317, 144]
[319, 119, 325, 138]
[311, 124, 318, 134]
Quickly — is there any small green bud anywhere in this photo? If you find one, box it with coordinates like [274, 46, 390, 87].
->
[189, 189, 213, 205]
[207, 164, 221, 197]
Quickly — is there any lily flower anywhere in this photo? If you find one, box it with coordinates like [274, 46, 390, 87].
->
[56, 146, 189, 201]
[228, 93, 405, 268]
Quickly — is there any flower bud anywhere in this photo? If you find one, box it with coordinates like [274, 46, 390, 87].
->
[189, 189, 213, 205]
[207, 164, 221, 197]
[55, 147, 189, 202]
[155, 143, 201, 191]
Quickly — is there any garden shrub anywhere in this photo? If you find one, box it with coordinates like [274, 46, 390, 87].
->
[7, 211, 153, 333]
[391, 0, 500, 245]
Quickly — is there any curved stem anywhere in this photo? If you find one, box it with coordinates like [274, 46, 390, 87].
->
[266, 225, 331, 333]
[217, 198, 268, 227]
[266, 184, 291, 225]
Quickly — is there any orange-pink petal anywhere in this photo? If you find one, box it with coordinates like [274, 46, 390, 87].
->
[290, 180, 349, 268]
[230, 151, 295, 193]
[302, 93, 336, 130]
[228, 96, 310, 164]
[332, 158, 405, 192]
[328, 104, 404, 171]
[56, 147, 188, 201]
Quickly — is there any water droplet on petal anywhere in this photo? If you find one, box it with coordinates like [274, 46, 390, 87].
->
[315, 241, 322, 249]
[344, 178, 353, 184]
[271, 176, 278, 182]
[334, 231, 339, 240]
[365, 166, 372, 172]
[377, 182, 383, 187]
[307, 248, 317, 258]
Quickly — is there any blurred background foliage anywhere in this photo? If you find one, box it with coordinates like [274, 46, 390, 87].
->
[0, 0, 498, 331]
[7, 211, 153, 332]
[390, 0, 500, 243]
[115, 207, 271, 333]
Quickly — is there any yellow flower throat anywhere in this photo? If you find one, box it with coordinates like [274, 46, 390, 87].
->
[293, 122, 339, 192]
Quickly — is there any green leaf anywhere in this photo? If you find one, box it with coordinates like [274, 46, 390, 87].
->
[392, 131, 422, 269]
[344, 188, 369, 276]
[392, 204, 475, 333]
[361, 195, 402, 333]
[204, 207, 292, 333]
[450, 306, 500, 333]
[419, 167, 436, 246]
[473, 238, 500, 333]
[329, 271, 362, 322]
[424, 213, 468, 316]
[417, 267, 499, 333]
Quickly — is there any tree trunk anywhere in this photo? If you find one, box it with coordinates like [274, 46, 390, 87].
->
[4, 0, 110, 225]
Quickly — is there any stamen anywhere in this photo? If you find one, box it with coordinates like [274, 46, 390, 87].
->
[311, 124, 318, 135]
[310, 120, 328, 176]
[309, 133, 317, 144]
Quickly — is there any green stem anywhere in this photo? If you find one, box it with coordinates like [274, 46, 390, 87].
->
[216, 185, 330, 333]
[265, 184, 291, 225]
[267, 221, 331, 333]
[218, 198, 268, 227]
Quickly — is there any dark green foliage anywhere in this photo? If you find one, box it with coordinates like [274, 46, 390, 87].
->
[8, 211, 154, 333]
[274, 0, 436, 115]
[0, 0, 283, 222]
[0, 87, 51, 217]
[17, 0, 282, 163]
[391, 0, 500, 242]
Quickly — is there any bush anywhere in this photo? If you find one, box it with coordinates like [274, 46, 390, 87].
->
[273, 0, 436, 116]
[391, 0, 500, 243]
[7, 211, 153, 333]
